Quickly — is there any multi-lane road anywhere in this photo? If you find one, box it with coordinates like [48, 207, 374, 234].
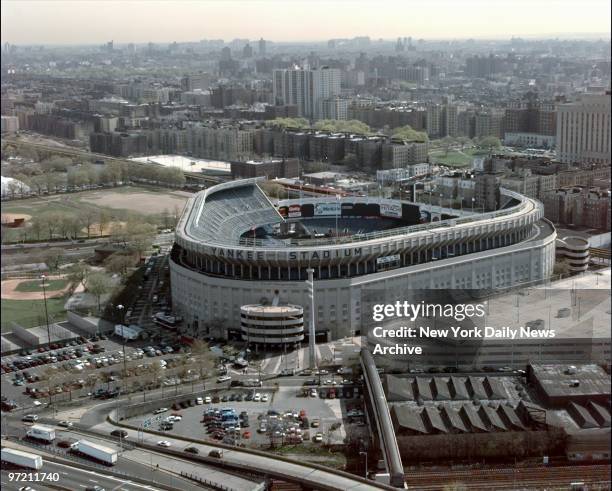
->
[1, 459, 165, 491]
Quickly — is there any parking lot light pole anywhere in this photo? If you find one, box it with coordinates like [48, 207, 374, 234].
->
[41, 274, 51, 346]
[117, 304, 127, 387]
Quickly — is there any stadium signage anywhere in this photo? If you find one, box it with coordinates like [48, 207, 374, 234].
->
[380, 203, 402, 218]
[209, 247, 363, 261]
[314, 202, 341, 216]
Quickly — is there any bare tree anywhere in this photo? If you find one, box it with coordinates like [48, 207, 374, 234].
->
[43, 247, 65, 271]
[190, 340, 215, 391]
[85, 272, 114, 314]
[98, 210, 111, 237]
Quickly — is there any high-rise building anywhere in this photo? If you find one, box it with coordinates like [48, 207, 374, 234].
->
[258, 38, 266, 56]
[556, 91, 611, 165]
[272, 66, 341, 119]
[320, 97, 349, 120]
[180, 73, 211, 91]
[0, 115, 19, 133]
[242, 43, 253, 58]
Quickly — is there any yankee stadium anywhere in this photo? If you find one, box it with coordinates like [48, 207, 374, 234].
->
[170, 178, 556, 343]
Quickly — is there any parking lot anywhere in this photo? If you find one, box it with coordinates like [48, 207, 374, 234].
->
[123, 381, 367, 450]
[0, 332, 197, 411]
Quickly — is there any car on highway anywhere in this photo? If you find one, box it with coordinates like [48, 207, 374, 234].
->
[217, 376, 231, 383]
[157, 440, 172, 447]
[110, 429, 128, 438]
[208, 449, 223, 458]
[22, 414, 38, 423]
[57, 420, 73, 428]
[184, 446, 199, 454]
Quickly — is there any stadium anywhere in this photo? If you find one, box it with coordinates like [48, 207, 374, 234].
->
[170, 178, 557, 343]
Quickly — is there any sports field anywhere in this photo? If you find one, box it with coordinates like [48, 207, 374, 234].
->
[1, 186, 189, 219]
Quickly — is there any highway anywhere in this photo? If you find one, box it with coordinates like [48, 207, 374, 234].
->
[1, 460, 165, 491]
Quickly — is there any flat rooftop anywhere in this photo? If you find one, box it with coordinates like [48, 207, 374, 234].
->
[530, 363, 611, 399]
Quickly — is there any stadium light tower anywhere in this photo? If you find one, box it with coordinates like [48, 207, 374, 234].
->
[306, 268, 316, 370]
[40, 274, 51, 346]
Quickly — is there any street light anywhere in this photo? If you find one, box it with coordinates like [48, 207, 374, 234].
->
[40, 274, 51, 346]
[359, 451, 368, 478]
[117, 304, 127, 390]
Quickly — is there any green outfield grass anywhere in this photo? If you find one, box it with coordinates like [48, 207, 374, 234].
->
[14, 279, 69, 293]
[1, 297, 68, 331]
[429, 147, 488, 167]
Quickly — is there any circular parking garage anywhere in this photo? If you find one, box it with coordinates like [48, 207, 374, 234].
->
[240, 304, 304, 349]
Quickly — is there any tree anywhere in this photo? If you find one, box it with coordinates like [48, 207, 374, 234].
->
[98, 210, 111, 236]
[85, 372, 99, 398]
[64, 215, 84, 240]
[41, 212, 63, 240]
[86, 272, 114, 314]
[440, 136, 456, 156]
[259, 180, 285, 199]
[43, 247, 65, 270]
[190, 340, 215, 390]
[477, 136, 502, 150]
[266, 117, 310, 130]
[313, 119, 372, 135]
[30, 216, 44, 241]
[66, 261, 89, 287]
[41, 156, 71, 173]
[456, 136, 471, 150]
[105, 252, 137, 277]
[83, 209, 96, 239]
[391, 125, 429, 142]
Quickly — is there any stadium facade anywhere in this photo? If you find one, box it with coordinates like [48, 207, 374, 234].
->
[170, 178, 556, 341]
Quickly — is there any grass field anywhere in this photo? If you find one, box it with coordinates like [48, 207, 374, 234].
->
[1, 296, 68, 331]
[15, 279, 69, 293]
[428, 147, 487, 167]
[1, 186, 189, 219]
[1, 185, 189, 243]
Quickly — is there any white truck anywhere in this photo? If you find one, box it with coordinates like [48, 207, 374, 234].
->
[73, 440, 118, 466]
[26, 425, 56, 443]
[1, 448, 44, 470]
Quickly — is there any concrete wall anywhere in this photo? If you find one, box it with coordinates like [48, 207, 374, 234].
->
[11, 322, 40, 346]
[67, 311, 113, 334]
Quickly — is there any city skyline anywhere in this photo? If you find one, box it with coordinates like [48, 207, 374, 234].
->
[1, 0, 611, 45]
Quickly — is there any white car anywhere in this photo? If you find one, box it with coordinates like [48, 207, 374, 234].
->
[157, 440, 172, 447]
[217, 376, 231, 383]
[32, 401, 42, 406]
[204, 396, 212, 404]
[261, 394, 269, 402]
[154, 407, 169, 414]
[309, 389, 317, 398]
[58, 420, 73, 428]
[195, 397, 203, 405]
[313, 433, 323, 443]
[253, 393, 261, 402]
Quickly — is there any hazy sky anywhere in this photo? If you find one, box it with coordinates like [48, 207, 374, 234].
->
[2, 0, 610, 45]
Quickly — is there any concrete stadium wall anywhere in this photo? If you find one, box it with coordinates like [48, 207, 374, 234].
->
[67, 311, 113, 334]
[11, 322, 40, 346]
